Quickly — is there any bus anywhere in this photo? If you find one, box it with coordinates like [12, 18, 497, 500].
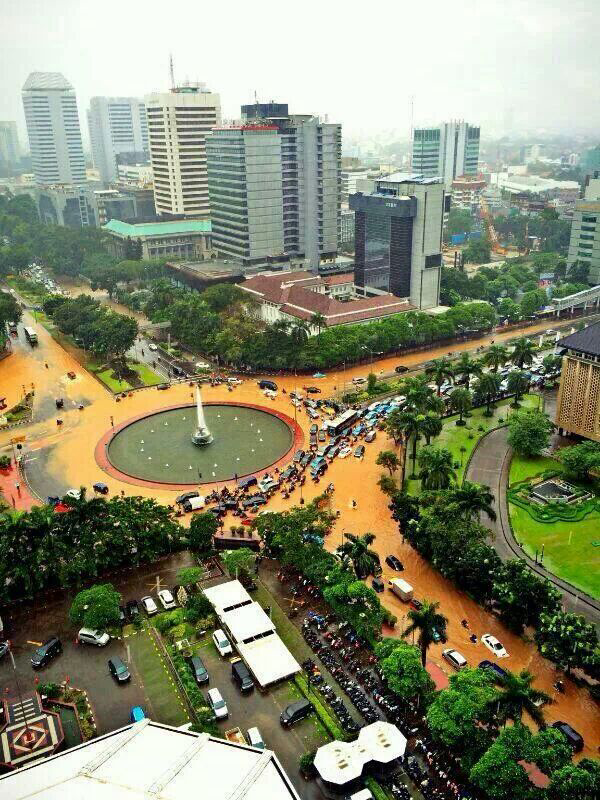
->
[24, 326, 38, 346]
[325, 408, 359, 437]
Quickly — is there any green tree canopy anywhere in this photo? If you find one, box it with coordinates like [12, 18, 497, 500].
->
[222, 548, 256, 579]
[375, 639, 434, 704]
[417, 445, 456, 490]
[507, 409, 554, 457]
[188, 512, 219, 554]
[69, 583, 121, 630]
[535, 610, 599, 674]
[492, 560, 560, 631]
[558, 441, 600, 482]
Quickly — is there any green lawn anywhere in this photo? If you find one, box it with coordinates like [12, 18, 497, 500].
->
[508, 453, 600, 600]
[128, 628, 189, 727]
[406, 394, 538, 494]
[6, 276, 49, 305]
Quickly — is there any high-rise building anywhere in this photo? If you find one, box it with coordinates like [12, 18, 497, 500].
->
[341, 168, 369, 203]
[567, 176, 600, 285]
[412, 121, 480, 187]
[145, 83, 221, 219]
[0, 121, 20, 176]
[87, 97, 149, 184]
[207, 104, 341, 269]
[22, 72, 86, 186]
[350, 173, 447, 309]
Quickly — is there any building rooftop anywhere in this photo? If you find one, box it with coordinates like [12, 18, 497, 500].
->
[558, 320, 600, 357]
[378, 172, 442, 185]
[103, 219, 212, 237]
[23, 72, 73, 91]
[221, 601, 275, 643]
[0, 720, 300, 800]
[203, 579, 252, 615]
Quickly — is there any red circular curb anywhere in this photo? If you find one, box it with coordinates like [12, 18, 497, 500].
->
[95, 401, 304, 491]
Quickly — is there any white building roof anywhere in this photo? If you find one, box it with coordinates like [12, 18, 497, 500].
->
[22, 72, 73, 91]
[237, 634, 301, 687]
[357, 720, 407, 764]
[222, 602, 275, 644]
[203, 580, 252, 615]
[0, 720, 300, 800]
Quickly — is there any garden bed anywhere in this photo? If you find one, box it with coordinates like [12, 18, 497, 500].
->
[39, 682, 96, 742]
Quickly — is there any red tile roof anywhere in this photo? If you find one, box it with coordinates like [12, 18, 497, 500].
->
[322, 272, 354, 286]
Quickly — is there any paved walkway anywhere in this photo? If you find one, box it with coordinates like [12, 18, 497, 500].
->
[466, 417, 600, 626]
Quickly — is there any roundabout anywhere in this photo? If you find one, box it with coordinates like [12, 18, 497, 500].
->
[97, 402, 301, 488]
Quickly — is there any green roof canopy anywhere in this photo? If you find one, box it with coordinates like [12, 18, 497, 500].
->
[103, 219, 212, 237]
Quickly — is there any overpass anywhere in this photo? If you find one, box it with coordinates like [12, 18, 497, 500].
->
[551, 283, 600, 315]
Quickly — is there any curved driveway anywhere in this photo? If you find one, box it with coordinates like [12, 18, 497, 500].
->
[466, 423, 600, 626]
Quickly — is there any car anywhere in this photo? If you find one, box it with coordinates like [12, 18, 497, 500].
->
[158, 589, 177, 610]
[293, 449, 305, 463]
[259, 477, 280, 493]
[176, 491, 200, 505]
[551, 721, 584, 752]
[241, 494, 267, 510]
[372, 577, 384, 593]
[130, 706, 146, 722]
[108, 656, 131, 683]
[31, 637, 62, 669]
[385, 555, 404, 571]
[318, 430, 326, 442]
[126, 599, 140, 621]
[305, 386, 321, 394]
[238, 475, 258, 490]
[395, 365, 409, 373]
[307, 408, 320, 420]
[246, 727, 265, 749]
[365, 430, 376, 443]
[148, 343, 158, 351]
[442, 648, 468, 670]
[478, 659, 509, 682]
[432, 625, 447, 643]
[280, 698, 313, 727]
[66, 488, 82, 500]
[78, 628, 110, 647]
[171, 365, 185, 378]
[195, 361, 210, 370]
[328, 445, 340, 460]
[157, 383, 170, 390]
[354, 445, 365, 458]
[409, 598, 422, 610]
[212, 629, 233, 657]
[481, 633, 509, 658]
[258, 380, 277, 391]
[338, 446, 352, 459]
[93, 482, 109, 494]
[207, 687, 229, 720]
[352, 377, 366, 385]
[141, 596, 158, 616]
[310, 423, 318, 434]
[300, 452, 313, 467]
[67, 371, 76, 380]
[187, 655, 209, 685]
[231, 658, 254, 692]
[281, 465, 297, 480]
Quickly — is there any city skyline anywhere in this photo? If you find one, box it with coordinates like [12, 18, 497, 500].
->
[1, 0, 599, 148]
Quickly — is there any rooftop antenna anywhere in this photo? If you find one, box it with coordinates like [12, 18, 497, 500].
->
[169, 54, 175, 90]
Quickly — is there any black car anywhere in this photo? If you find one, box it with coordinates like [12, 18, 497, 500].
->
[281, 465, 297, 480]
[293, 449, 305, 463]
[238, 475, 258, 489]
[108, 656, 131, 683]
[157, 383, 170, 390]
[31, 637, 62, 669]
[305, 386, 321, 394]
[309, 434, 318, 447]
[242, 494, 267, 510]
[93, 482, 109, 494]
[187, 655, 209, 685]
[176, 491, 200, 505]
[318, 430, 326, 442]
[372, 577, 384, 593]
[385, 555, 404, 571]
[478, 659, 509, 683]
[258, 379, 277, 391]
[551, 721, 584, 752]
[300, 452, 313, 467]
[171, 365, 185, 378]
[354, 445, 365, 458]
[280, 699, 313, 727]
[231, 658, 254, 692]
[207, 503, 227, 516]
[126, 599, 140, 621]
[47, 495, 60, 506]
[395, 365, 409, 373]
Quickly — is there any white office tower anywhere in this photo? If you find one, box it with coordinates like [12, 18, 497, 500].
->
[22, 72, 86, 186]
[0, 122, 20, 175]
[145, 83, 221, 218]
[87, 97, 149, 183]
[412, 120, 480, 188]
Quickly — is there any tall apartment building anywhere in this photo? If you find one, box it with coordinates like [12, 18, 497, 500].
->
[22, 72, 86, 186]
[87, 97, 148, 184]
[0, 121, 20, 176]
[207, 103, 341, 269]
[412, 121, 480, 188]
[145, 83, 220, 219]
[350, 173, 447, 309]
[342, 168, 369, 203]
[567, 176, 600, 285]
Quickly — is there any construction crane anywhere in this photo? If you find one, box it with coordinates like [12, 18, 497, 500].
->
[480, 196, 507, 255]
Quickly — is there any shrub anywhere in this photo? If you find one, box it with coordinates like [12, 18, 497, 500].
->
[38, 682, 62, 699]
[299, 751, 317, 777]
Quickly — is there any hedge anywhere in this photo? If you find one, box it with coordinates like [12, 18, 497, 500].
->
[365, 776, 393, 800]
[294, 673, 348, 741]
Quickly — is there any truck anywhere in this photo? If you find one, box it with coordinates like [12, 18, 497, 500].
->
[225, 727, 247, 745]
[24, 326, 38, 346]
[389, 578, 413, 602]
[182, 496, 205, 512]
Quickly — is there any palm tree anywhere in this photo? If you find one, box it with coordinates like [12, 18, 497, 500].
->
[418, 446, 456, 490]
[310, 312, 326, 335]
[483, 343, 509, 373]
[336, 532, 380, 578]
[493, 669, 550, 728]
[425, 357, 454, 396]
[511, 337, 535, 369]
[376, 450, 400, 476]
[449, 387, 472, 426]
[402, 600, 448, 667]
[421, 412, 443, 445]
[507, 369, 530, 406]
[396, 410, 424, 478]
[474, 372, 502, 416]
[290, 320, 310, 347]
[401, 375, 436, 413]
[455, 352, 482, 390]
[446, 481, 497, 522]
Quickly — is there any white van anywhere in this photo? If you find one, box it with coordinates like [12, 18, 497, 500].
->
[183, 496, 205, 512]
[442, 648, 467, 670]
[389, 578, 413, 602]
[78, 628, 110, 647]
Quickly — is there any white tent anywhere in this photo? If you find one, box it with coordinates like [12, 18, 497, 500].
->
[358, 721, 407, 764]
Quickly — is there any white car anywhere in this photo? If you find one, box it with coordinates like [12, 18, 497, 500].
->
[247, 726, 265, 749]
[212, 629, 233, 657]
[442, 648, 467, 670]
[148, 343, 158, 351]
[195, 361, 210, 370]
[158, 589, 176, 610]
[207, 687, 228, 720]
[481, 634, 509, 658]
[338, 446, 353, 459]
[66, 488, 82, 500]
[141, 596, 158, 616]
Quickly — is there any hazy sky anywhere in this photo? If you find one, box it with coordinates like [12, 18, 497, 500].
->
[1, 0, 599, 147]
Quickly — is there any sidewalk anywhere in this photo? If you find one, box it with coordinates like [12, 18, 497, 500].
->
[0, 460, 38, 511]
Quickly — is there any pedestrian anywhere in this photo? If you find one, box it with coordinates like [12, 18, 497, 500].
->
[351, 499, 357, 509]
[141, 349, 145, 356]
[44, 362, 49, 369]
[15, 482, 21, 497]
